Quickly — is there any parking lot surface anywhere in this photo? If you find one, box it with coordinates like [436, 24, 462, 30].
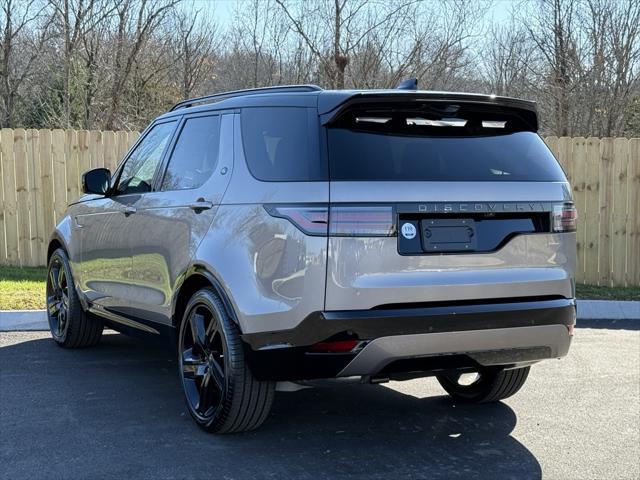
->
[1, 327, 638, 480]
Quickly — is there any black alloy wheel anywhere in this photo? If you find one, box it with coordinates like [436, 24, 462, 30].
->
[178, 288, 275, 433]
[180, 303, 227, 421]
[46, 248, 103, 348]
[47, 256, 70, 339]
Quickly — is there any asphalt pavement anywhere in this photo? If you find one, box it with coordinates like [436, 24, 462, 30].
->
[1, 327, 638, 480]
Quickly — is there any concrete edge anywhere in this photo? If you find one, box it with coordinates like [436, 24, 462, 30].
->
[0, 310, 49, 331]
[1, 300, 638, 332]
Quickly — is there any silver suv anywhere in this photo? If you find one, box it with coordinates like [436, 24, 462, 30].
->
[46, 83, 576, 433]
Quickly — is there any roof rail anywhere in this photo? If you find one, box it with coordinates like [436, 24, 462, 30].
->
[170, 84, 323, 111]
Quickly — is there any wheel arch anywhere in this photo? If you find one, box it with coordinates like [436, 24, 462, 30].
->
[47, 233, 68, 263]
[171, 265, 240, 331]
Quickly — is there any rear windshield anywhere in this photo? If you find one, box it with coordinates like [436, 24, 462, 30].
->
[327, 106, 566, 182]
[241, 107, 326, 181]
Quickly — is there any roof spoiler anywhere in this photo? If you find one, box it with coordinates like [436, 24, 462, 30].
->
[320, 93, 539, 131]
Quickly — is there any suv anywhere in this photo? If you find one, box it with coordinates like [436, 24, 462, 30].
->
[46, 83, 576, 433]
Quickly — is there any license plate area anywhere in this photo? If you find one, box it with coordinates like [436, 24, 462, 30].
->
[421, 218, 477, 253]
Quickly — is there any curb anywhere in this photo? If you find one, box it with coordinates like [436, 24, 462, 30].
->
[0, 310, 48, 331]
[577, 300, 640, 320]
[1, 300, 638, 332]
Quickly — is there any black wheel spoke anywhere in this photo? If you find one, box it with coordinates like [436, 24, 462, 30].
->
[57, 308, 66, 335]
[49, 268, 59, 292]
[196, 372, 214, 414]
[209, 358, 225, 391]
[182, 348, 206, 379]
[57, 267, 65, 291]
[180, 301, 226, 421]
[47, 296, 60, 315]
[190, 313, 207, 350]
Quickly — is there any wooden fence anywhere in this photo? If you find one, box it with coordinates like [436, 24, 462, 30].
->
[0, 128, 638, 286]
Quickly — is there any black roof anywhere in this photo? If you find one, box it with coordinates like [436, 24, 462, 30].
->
[157, 84, 538, 127]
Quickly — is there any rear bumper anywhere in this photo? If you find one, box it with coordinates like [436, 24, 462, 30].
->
[338, 324, 571, 376]
[243, 298, 575, 381]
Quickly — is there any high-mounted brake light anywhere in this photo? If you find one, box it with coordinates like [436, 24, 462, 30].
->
[329, 206, 395, 237]
[552, 203, 577, 232]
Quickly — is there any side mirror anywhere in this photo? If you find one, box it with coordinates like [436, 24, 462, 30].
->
[82, 168, 111, 195]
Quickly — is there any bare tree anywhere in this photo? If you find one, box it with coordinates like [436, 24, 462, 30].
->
[0, 0, 51, 127]
[171, 6, 218, 98]
[48, 0, 114, 127]
[104, 0, 177, 129]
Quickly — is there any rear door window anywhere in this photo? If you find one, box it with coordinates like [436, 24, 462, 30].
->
[327, 105, 566, 182]
[161, 115, 220, 191]
[241, 107, 326, 181]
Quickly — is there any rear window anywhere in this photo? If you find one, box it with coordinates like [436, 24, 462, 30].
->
[328, 106, 566, 182]
[241, 107, 326, 181]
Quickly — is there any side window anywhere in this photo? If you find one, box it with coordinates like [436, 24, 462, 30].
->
[161, 115, 220, 191]
[115, 121, 176, 195]
[240, 107, 326, 181]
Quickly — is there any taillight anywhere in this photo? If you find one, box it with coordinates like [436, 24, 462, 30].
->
[552, 203, 578, 232]
[264, 205, 328, 235]
[265, 204, 396, 237]
[329, 206, 395, 236]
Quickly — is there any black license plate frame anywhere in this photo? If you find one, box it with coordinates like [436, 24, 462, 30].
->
[421, 218, 477, 253]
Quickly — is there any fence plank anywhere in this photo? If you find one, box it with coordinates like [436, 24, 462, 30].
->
[89, 130, 103, 170]
[14, 129, 32, 266]
[597, 138, 614, 286]
[582, 137, 600, 284]
[103, 131, 117, 173]
[39, 130, 54, 257]
[51, 130, 67, 224]
[0, 130, 7, 265]
[0, 130, 8, 264]
[1, 128, 19, 265]
[628, 139, 640, 286]
[116, 131, 129, 165]
[610, 139, 629, 286]
[77, 130, 91, 185]
[544, 136, 558, 158]
[65, 130, 80, 205]
[558, 137, 574, 185]
[571, 137, 587, 282]
[27, 129, 45, 266]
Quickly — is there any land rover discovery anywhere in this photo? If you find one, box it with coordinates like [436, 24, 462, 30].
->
[46, 82, 577, 433]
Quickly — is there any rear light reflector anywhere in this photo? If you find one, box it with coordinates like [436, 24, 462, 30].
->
[329, 206, 395, 237]
[309, 339, 360, 353]
[552, 203, 578, 232]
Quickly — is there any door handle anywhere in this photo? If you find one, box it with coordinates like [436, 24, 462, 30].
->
[188, 199, 213, 212]
[124, 206, 137, 216]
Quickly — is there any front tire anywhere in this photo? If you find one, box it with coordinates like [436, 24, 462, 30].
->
[178, 287, 275, 433]
[436, 366, 530, 403]
[46, 248, 103, 348]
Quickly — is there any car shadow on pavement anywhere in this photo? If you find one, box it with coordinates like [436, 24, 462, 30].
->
[1, 332, 542, 480]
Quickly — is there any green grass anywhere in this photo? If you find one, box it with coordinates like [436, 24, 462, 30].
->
[575, 283, 640, 301]
[0, 266, 47, 310]
[0, 266, 638, 310]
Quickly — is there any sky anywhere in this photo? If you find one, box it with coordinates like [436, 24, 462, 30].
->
[183, 0, 516, 30]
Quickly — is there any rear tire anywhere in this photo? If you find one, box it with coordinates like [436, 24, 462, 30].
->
[436, 366, 530, 403]
[178, 287, 275, 433]
[46, 248, 103, 348]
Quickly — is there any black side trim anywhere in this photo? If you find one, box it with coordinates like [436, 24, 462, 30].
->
[242, 298, 576, 350]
